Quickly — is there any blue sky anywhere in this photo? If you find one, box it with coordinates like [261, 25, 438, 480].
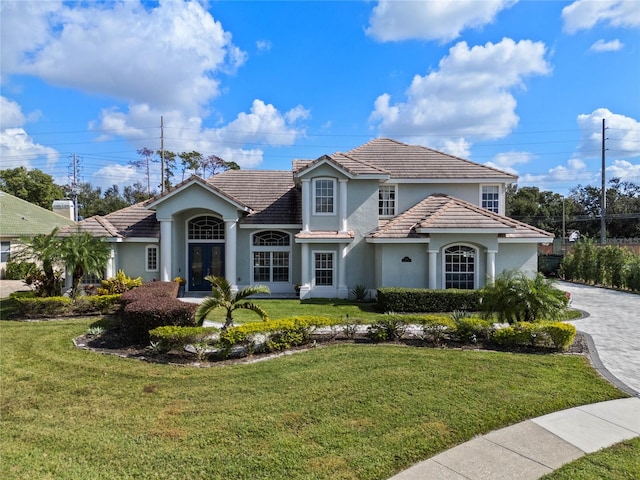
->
[1, 0, 639, 196]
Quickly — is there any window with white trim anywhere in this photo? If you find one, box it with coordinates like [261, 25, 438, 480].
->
[189, 216, 224, 240]
[252, 231, 291, 283]
[314, 252, 334, 286]
[481, 185, 500, 213]
[444, 245, 476, 290]
[314, 178, 335, 214]
[379, 184, 396, 216]
[1, 241, 10, 262]
[146, 245, 158, 272]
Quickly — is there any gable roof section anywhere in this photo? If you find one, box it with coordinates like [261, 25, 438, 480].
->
[60, 202, 158, 239]
[208, 170, 301, 225]
[346, 138, 517, 181]
[0, 191, 75, 237]
[146, 175, 250, 212]
[368, 194, 552, 240]
[293, 153, 389, 179]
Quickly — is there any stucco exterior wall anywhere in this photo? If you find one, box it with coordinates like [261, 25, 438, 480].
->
[116, 242, 159, 283]
[495, 243, 539, 278]
[376, 244, 429, 288]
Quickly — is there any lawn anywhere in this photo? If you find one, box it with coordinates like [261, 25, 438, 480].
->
[541, 438, 640, 480]
[0, 317, 627, 480]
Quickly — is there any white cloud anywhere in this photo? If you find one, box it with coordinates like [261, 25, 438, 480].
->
[256, 40, 272, 52]
[92, 164, 139, 191]
[1, 0, 245, 114]
[90, 99, 309, 169]
[0, 127, 60, 170]
[370, 38, 551, 148]
[576, 108, 640, 158]
[0, 96, 26, 128]
[366, 0, 517, 42]
[485, 151, 535, 175]
[590, 39, 624, 52]
[562, 0, 640, 34]
[607, 159, 640, 183]
[519, 157, 598, 190]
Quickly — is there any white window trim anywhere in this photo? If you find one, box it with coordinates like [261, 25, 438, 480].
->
[480, 184, 502, 215]
[442, 243, 478, 290]
[312, 250, 336, 288]
[0, 241, 11, 263]
[312, 178, 336, 216]
[250, 230, 292, 284]
[145, 245, 159, 272]
[378, 184, 397, 217]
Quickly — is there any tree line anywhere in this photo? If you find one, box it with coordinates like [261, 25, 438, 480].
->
[0, 148, 239, 219]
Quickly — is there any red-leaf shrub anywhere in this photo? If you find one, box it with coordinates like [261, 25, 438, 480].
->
[119, 281, 195, 342]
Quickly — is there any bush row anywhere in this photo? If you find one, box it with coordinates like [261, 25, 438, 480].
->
[377, 288, 481, 313]
[10, 293, 121, 318]
[561, 239, 640, 291]
[369, 314, 575, 350]
[119, 281, 197, 342]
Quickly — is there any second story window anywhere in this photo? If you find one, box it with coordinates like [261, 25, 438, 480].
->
[314, 178, 335, 214]
[379, 185, 396, 216]
[481, 185, 500, 214]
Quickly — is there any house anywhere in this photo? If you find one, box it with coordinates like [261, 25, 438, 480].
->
[0, 191, 75, 278]
[62, 138, 553, 297]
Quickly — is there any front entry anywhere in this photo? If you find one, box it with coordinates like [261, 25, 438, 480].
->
[189, 243, 225, 291]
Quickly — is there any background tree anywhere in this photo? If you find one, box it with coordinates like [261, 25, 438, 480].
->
[123, 181, 153, 205]
[59, 232, 112, 298]
[0, 167, 65, 209]
[506, 186, 567, 237]
[130, 148, 159, 195]
[195, 276, 270, 329]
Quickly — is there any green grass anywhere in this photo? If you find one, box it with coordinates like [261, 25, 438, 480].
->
[541, 438, 640, 479]
[0, 318, 627, 480]
[199, 298, 583, 324]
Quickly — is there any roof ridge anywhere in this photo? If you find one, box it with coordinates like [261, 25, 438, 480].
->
[94, 215, 121, 237]
[336, 152, 391, 175]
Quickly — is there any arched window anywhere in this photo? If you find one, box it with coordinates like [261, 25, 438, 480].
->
[444, 245, 476, 289]
[188, 216, 224, 240]
[252, 231, 291, 283]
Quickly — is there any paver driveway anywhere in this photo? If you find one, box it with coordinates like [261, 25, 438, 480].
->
[560, 281, 640, 395]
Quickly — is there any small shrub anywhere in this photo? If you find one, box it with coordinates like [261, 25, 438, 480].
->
[87, 326, 106, 336]
[417, 315, 456, 344]
[149, 325, 217, 352]
[4, 260, 36, 280]
[492, 323, 536, 347]
[451, 317, 492, 344]
[367, 315, 407, 342]
[350, 284, 369, 302]
[540, 322, 576, 350]
[97, 270, 142, 295]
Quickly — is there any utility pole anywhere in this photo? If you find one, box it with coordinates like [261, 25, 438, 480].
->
[160, 116, 165, 194]
[600, 118, 606, 245]
[69, 153, 80, 222]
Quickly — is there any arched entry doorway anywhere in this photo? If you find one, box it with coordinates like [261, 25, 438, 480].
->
[188, 215, 225, 291]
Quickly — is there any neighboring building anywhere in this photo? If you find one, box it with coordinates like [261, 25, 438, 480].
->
[62, 138, 553, 297]
[0, 191, 75, 278]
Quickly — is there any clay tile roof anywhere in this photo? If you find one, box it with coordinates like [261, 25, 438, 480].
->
[293, 153, 389, 177]
[295, 230, 355, 240]
[346, 138, 517, 180]
[369, 194, 552, 239]
[208, 170, 300, 225]
[60, 202, 158, 238]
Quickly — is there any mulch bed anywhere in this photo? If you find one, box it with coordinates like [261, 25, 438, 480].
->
[73, 326, 590, 368]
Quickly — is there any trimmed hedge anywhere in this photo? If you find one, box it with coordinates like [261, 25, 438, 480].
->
[10, 293, 121, 318]
[377, 288, 481, 313]
[149, 325, 218, 352]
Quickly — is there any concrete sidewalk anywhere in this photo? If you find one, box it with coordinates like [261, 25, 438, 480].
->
[389, 397, 640, 480]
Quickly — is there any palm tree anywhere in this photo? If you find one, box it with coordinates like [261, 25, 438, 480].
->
[59, 232, 112, 298]
[480, 271, 568, 324]
[14, 228, 63, 296]
[195, 276, 270, 329]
